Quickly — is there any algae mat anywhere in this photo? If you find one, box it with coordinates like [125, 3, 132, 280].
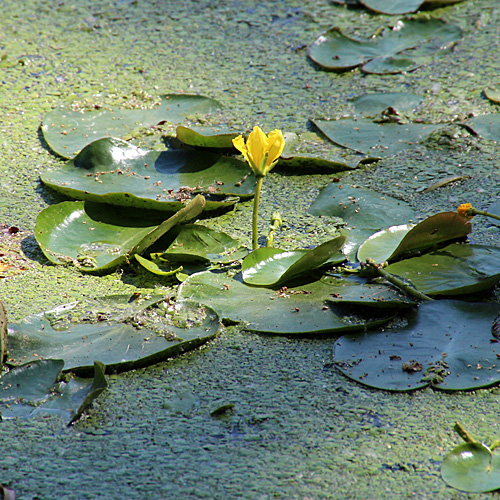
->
[1, 0, 500, 498]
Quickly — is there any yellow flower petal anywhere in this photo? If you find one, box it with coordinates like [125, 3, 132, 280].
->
[457, 203, 474, 219]
[247, 126, 267, 172]
[264, 129, 285, 169]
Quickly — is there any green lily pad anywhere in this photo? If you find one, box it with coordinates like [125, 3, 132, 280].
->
[357, 212, 472, 263]
[484, 87, 500, 105]
[442, 442, 500, 493]
[175, 126, 238, 149]
[0, 359, 107, 424]
[41, 94, 223, 158]
[309, 183, 416, 229]
[7, 299, 220, 375]
[465, 114, 500, 142]
[358, 0, 426, 14]
[40, 137, 255, 211]
[178, 271, 408, 335]
[385, 243, 500, 296]
[487, 200, 500, 226]
[159, 224, 247, 264]
[334, 299, 500, 391]
[351, 92, 423, 117]
[35, 195, 205, 273]
[241, 236, 346, 287]
[312, 118, 441, 156]
[308, 19, 462, 74]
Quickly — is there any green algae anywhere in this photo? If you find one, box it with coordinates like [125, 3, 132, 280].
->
[1, 0, 500, 498]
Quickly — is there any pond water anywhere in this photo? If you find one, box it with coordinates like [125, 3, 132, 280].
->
[1, 0, 500, 498]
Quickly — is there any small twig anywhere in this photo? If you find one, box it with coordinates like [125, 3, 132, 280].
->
[365, 259, 433, 302]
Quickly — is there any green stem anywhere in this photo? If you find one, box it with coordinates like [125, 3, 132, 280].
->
[453, 422, 477, 444]
[472, 208, 500, 222]
[252, 176, 264, 250]
[366, 259, 433, 302]
[266, 212, 282, 248]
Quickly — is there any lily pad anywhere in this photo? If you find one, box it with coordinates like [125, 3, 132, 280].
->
[312, 117, 441, 156]
[308, 19, 462, 74]
[441, 442, 500, 493]
[41, 94, 223, 158]
[357, 212, 472, 263]
[40, 137, 255, 211]
[309, 183, 416, 229]
[175, 126, 238, 149]
[351, 92, 423, 117]
[7, 299, 220, 375]
[178, 270, 409, 335]
[0, 359, 107, 424]
[334, 299, 500, 391]
[358, 0, 464, 14]
[0, 301, 6, 370]
[484, 87, 500, 105]
[35, 195, 206, 272]
[159, 224, 247, 264]
[241, 236, 346, 287]
[385, 243, 500, 296]
[464, 114, 500, 142]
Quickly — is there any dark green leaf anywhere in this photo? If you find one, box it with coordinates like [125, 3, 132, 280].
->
[40, 137, 255, 211]
[35, 196, 206, 273]
[175, 126, 238, 149]
[42, 94, 223, 158]
[334, 299, 500, 391]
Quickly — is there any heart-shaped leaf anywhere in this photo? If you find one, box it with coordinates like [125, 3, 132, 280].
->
[308, 19, 462, 74]
[312, 118, 441, 156]
[40, 137, 255, 211]
[175, 126, 238, 149]
[385, 243, 500, 296]
[464, 114, 500, 142]
[334, 299, 500, 391]
[178, 271, 408, 335]
[35, 196, 205, 272]
[42, 94, 223, 158]
[241, 236, 346, 287]
[351, 92, 423, 117]
[7, 299, 220, 375]
[441, 442, 500, 493]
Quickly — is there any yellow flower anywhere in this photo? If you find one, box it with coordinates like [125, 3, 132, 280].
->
[457, 203, 474, 219]
[233, 126, 285, 178]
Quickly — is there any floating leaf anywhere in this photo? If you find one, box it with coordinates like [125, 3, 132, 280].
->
[178, 271, 408, 335]
[312, 118, 441, 156]
[159, 224, 247, 264]
[175, 126, 238, 149]
[241, 236, 346, 287]
[484, 87, 500, 105]
[464, 114, 500, 142]
[358, 0, 426, 15]
[41, 94, 223, 158]
[0, 359, 107, 424]
[441, 442, 500, 493]
[351, 92, 423, 117]
[35, 196, 205, 273]
[357, 212, 471, 263]
[385, 243, 500, 296]
[308, 19, 462, 74]
[309, 183, 415, 228]
[7, 300, 220, 375]
[40, 137, 255, 211]
[334, 299, 500, 391]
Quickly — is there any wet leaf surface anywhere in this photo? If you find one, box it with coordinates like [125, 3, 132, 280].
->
[35, 196, 206, 272]
[334, 300, 500, 391]
[175, 126, 238, 149]
[441, 442, 500, 493]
